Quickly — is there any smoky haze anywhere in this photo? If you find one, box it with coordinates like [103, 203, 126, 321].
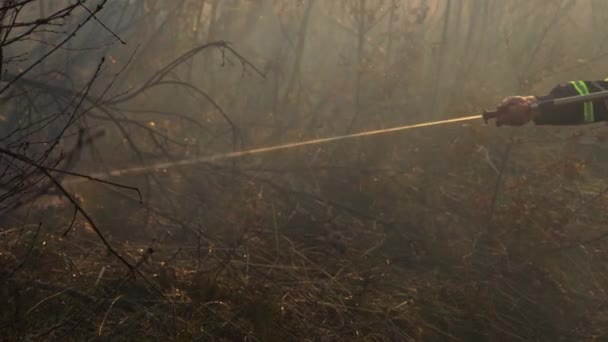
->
[1, 1, 608, 340]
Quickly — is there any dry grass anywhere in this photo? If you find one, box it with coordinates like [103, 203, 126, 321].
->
[3, 128, 608, 341]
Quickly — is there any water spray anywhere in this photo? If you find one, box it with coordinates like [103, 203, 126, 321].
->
[66, 114, 483, 184]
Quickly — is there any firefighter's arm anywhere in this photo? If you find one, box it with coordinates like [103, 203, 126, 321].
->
[496, 80, 608, 126]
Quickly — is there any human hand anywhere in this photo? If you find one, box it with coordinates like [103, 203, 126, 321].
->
[495, 96, 539, 126]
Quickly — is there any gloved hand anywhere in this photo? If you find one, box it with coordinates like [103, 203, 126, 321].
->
[495, 96, 539, 126]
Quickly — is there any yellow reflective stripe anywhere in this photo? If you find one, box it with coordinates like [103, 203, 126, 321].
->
[579, 81, 594, 123]
[570, 81, 595, 123]
[570, 80, 583, 94]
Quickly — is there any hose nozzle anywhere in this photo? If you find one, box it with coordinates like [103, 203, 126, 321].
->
[482, 109, 498, 124]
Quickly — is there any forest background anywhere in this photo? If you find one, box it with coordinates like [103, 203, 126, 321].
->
[2, 1, 608, 340]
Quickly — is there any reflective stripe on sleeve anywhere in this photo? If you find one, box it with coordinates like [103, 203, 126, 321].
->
[570, 81, 595, 123]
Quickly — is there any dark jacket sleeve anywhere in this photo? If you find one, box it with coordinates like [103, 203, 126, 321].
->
[533, 80, 608, 125]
